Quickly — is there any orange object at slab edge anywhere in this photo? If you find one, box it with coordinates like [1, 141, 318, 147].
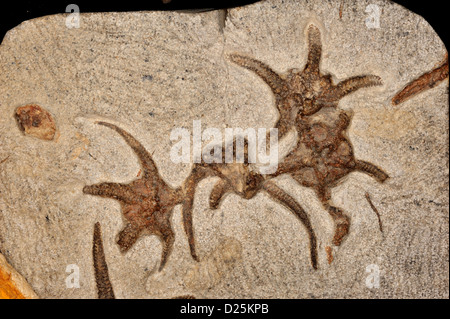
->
[0, 266, 26, 299]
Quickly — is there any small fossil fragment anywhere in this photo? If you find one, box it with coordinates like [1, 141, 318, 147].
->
[325, 246, 333, 265]
[392, 55, 448, 105]
[339, 0, 344, 19]
[365, 192, 383, 233]
[15, 104, 56, 141]
[0, 156, 9, 165]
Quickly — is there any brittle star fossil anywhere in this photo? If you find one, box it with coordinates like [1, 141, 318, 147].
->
[182, 139, 318, 269]
[84, 121, 184, 271]
[83, 123, 316, 270]
[229, 24, 383, 142]
[272, 109, 389, 246]
[229, 24, 388, 247]
[84, 24, 388, 271]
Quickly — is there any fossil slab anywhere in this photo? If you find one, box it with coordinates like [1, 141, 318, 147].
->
[0, 0, 448, 298]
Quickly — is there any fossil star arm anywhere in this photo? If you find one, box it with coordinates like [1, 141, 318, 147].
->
[93, 222, 115, 299]
[228, 54, 286, 94]
[315, 186, 350, 247]
[83, 183, 141, 204]
[181, 166, 210, 262]
[321, 75, 383, 102]
[262, 181, 318, 269]
[304, 24, 322, 75]
[354, 159, 389, 183]
[159, 221, 175, 271]
[209, 179, 232, 209]
[116, 222, 141, 253]
[336, 75, 382, 97]
[96, 121, 161, 181]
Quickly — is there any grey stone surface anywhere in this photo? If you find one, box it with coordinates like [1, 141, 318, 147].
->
[0, 0, 448, 298]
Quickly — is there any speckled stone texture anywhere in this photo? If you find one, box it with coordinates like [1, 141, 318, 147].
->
[0, 0, 448, 298]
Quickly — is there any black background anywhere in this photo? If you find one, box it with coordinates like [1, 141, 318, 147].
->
[0, 0, 448, 47]
[0, 0, 258, 42]
[0, 0, 447, 309]
[7, 299, 447, 316]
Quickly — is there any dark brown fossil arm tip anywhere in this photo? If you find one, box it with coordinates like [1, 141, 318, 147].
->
[327, 206, 350, 246]
[354, 160, 389, 183]
[159, 224, 175, 272]
[93, 222, 116, 299]
[117, 222, 141, 253]
[262, 181, 318, 270]
[209, 179, 231, 210]
[181, 168, 208, 262]
[392, 57, 449, 105]
[304, 24, 322, 74]
[334, 75, 383, 98]
[95, 121, 160, 179]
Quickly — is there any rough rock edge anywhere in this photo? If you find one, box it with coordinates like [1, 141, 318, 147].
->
[0, 253, 39, 299]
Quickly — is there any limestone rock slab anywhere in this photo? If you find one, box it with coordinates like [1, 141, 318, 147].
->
[0, 0, 448, 298]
